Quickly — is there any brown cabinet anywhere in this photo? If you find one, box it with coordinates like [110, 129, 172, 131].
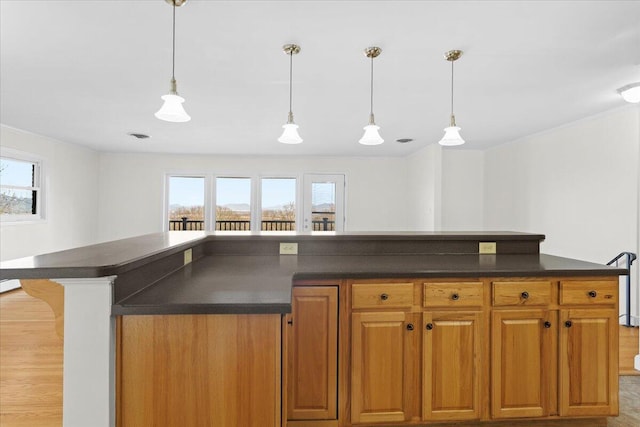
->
[284, 286, 339, 422]
[558, 279, 619, 417]
[118, 314, 281, 427]
[351, 311, 418, 424]
[559, 308, 618, 416]
[423, 311, 482, 421]
[491, 309, 557, 418]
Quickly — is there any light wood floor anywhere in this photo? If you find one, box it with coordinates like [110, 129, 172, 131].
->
[1, 289, 638, 426]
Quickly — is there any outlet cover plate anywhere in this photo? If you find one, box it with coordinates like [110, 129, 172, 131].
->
[184, 248, 193, 265]
[479, 242, 497, 254]
[280, 242, 298, 255]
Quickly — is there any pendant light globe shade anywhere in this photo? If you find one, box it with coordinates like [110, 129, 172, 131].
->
[155, 93, 191, 122]
[619, 83, 640, 103]
[438, 126, 465, 146]
[359, 124, 384, 145]
[278, 123, 303, 144]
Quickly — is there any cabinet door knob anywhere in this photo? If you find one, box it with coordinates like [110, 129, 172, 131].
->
[588, 290, 597, 298]
[544, 321, 551, 328]
[380, 293, 389, 301]
[565, 320, 573, 328]
[451, 293, 460, 301]
[426, 323, 434, 330]
[521, 291, 529, 299]
[406, 323, 414, 331]
[287, 319, 293, 325]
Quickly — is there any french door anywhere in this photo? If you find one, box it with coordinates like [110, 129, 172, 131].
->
[302, 174, 345, 232]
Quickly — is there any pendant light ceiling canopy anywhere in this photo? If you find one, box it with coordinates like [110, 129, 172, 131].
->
[438, 49, 465, 146]
[278, 43, 303, 144]
[155, 0, 191, 123]
[359, 46, 384, 146]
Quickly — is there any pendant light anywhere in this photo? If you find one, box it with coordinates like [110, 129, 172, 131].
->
[278, 44, 303, 144]
[618, 82, 640, 103]
[438, 49, 464, 146]
[155, 0, 191, 123]
[359, 47, 384, 145]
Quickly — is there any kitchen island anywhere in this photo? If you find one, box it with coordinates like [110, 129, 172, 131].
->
[0, 231, 626, 427]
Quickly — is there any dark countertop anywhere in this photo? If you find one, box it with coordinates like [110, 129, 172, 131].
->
[0, 232, 208, 279]
[1, 231, 626, 315]
[112, 253, 627, 315]
[0, 231, 545, 279]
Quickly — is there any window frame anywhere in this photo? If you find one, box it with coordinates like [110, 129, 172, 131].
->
[258, 175, 300, 232]
[214, 175, 255, 232]
[0, 147, 46, 224]
[164, 173, 211, 231]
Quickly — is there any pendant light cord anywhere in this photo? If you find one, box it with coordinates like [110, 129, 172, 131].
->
[370, 55, 374, 116]
[450, 59, 454, 116]
[288, 51, 293, 114]
[172, 1, 176, 81]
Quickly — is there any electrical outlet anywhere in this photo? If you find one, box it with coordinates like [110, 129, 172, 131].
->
[184, 248, 193, 265]
[280, 242, 298, 255]
[479, 242, 496, 254]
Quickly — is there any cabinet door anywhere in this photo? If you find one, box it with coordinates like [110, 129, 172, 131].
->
[351, 311, 416, 424]
[491, 310, 557, 419]
[559, 309, 619, 417]
[423, 311, 482, 421]
[285, 286, 338, 420]
[119, 314, 281, 427]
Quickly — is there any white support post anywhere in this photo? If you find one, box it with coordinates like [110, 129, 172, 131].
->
[54, 277, 116, 427]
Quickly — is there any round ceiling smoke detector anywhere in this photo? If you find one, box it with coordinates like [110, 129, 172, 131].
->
[128, 133, 150, 140]
[396, 138, 413, 143]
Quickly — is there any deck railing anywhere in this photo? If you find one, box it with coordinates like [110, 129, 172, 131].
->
[169, 217, 335, 231]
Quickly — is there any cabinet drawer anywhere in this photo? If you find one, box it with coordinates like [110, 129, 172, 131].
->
[559, 281, 617, 306]
[423, 282, 483, 308]
[352, 283, 414, 309]
[492, 281, 552, 306]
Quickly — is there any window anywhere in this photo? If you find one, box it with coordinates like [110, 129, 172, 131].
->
[167, 176, 205, 230]
[261, 178, 296, 231]
[165, 173, 343, 233]
[0, 150, 44, 222]
[216, 177, 252, 230]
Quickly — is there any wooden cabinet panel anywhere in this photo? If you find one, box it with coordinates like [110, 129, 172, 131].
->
[492, 281, 552, 306]
[351, 311, 416, 424]
[285, 286, 338, 421]
[119, 314, 281, 427]
[352, 283, 414, 309]
[491, 310, 557, 419]
[423, 311, 482, 421]
[559, 309, 619, 417]
[423, 282, 483, 308]
[559, 281, 617, 306]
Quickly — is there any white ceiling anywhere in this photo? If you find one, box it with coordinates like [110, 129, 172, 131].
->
[1, 0, 639, 157]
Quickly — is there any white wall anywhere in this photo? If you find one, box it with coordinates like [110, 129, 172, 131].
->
[96, 153, 411, 241]
[405, 145, 484, 232]
[484, 106, 640, 324]
[406, 144, 441, 230]
[0, 125, 99, 261]
[441, 149, 484, 231]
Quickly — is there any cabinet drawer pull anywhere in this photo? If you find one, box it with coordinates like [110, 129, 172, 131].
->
[565, 320, 573, 328]
[287, 319, 293, 325]
[425, 323, 434, 330]
[451, 293, 460, 301]
[521, 291, 529, 299]
[380, 293, 389, 301]
[588, 290, 597, 298]
[406, 323, 414, 331]
[544, 321, 551, 328]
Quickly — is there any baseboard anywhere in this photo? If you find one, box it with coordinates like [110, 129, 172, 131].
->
[620, 314, 640, 327]
[0, 279, 21, 293]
